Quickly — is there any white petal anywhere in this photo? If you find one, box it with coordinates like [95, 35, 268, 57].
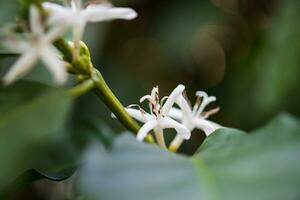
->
[3, 39, 30, 53]
[40, 45, 67, 84]
[126, 108, 153, 123]
[3, 50, 38, 85]
[161, 84, 185, 115]
[195, 91, 208, 99]
[44, 25, 66, 43]
[160, 117, 191, 140]
[137, 120, 158, 141]
[194, 119, 221, 136]
[43, 2, 74, 25]
[82, 4, 137, 22]
[43, 2, 68, 13]
[195, 91, 216, 116]
[177, 95, 194, 121]
[167, 107, 183, 121]
[71, 0, 82, 11]
[29, 6, 43, 35]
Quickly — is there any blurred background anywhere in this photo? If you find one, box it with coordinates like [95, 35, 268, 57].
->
[79, 0, 300, 152]
[1, 0, 300, 199]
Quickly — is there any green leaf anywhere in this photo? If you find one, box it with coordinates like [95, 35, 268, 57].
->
[220, 0, 300, 128]
[0, 81, 72, 192]
[77, 134, 208, 200]
[198, 114, 300, 200]
[73, 117, 116, 150]
[77, 113, 300, 200]
[33, 136, 78, 181]
[0, 132, 77, 199]
[0, 167, 75, 199]
[0, 0, 20, 25]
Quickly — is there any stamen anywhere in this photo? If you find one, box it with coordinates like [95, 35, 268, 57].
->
[127, 104, 147, 115]
[151, 86, 159, 98]
[154, 86, 159, 103]
[151, 103, 157, 117]
[201, 107, 220, 119]
[193, 96, 202, 114]
[195, 95, 216, 117]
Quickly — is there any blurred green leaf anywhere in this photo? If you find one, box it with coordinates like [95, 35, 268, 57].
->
[33, 136, 78, 181]
[73, 117, 116, 150]
[197, 113, 300, 200]
[77, 113, 300, 200]
[0, 0, 20, 25]
[0, 81, 72, 192]
[0, 167, 75, 199]
[221, 0, 300, 129]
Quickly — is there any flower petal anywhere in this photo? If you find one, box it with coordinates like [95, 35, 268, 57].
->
[167, 107, 183, 121]
[43, 2, 69, 13]
[29, 6, 43, 35]
[82, 4, 137, 22]
[3, 39, 30, 53]
[44, 25, 66, 43]
[40, 45, 67, 84]
[195, 91, 216, 116]
[3, 50, 38, 85]
[43, 2, 74, 25]
[71, 0, 82, 11]
[126, 108, 153, 123]
[177, 95, 194, 121]
[161, 84, 185, 115]
[194, 118, 221, 136]
[137, 120, 158, 141]
[160, 117, 191, 140]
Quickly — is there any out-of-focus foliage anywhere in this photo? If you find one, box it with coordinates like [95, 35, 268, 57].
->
[0, 81, 73, 197]
[77, 114, 300, 200]
[220, 0, 300, 129]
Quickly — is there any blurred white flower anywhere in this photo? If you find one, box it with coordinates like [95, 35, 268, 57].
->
[126, 85, 191, 148]
[169, 91, 222, 151]
[43, 0, 137, 58]
[3, 6, 66, 85]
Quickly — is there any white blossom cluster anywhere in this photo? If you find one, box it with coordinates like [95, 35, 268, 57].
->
[2, 0, 137, 85]
[126, 85, 221, 151]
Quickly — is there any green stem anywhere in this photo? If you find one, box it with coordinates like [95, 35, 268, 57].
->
[69, 79, 95, 97]
[92, 69, 154, 142]
[54, 38, 154, 142]
[92, 69, 140, 133]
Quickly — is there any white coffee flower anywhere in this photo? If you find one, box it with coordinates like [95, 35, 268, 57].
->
[43, 0, 137, 58]
[169, 91, 222, 151]
[2, 6, 67, 85]
[126, 85, 191, 148]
